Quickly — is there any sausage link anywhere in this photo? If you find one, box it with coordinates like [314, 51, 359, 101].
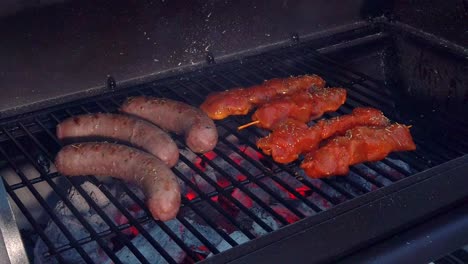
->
[55, 142, 181, 221]
[56, 113, 179, 167]
[120, 97, 218, 153]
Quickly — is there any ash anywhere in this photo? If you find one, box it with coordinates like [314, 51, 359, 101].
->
[34, 181, 115, 264]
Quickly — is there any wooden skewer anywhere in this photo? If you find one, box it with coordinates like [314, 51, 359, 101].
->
[238, 120, 260, 130]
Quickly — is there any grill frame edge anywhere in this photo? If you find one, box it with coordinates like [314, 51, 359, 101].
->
[201, 155, 468, 264]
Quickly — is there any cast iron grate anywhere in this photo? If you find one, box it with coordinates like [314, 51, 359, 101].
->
[0, 42, 466, 263]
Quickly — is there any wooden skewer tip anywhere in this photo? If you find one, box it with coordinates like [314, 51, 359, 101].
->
[238, 120, 260, 130]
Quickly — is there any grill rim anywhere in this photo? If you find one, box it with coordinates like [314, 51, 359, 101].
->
[342, 202, 468, 264]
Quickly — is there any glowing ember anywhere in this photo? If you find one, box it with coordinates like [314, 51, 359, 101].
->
[236, 174, 247, 181]
[216, 178, 231, 188]
[232, 189, 254, 208]
[114, 205, 142, 237]
[271, 204, 300, 224]
[186, 191, 197, 201]
[194, 151, 218, 172]
[239, 145, 264, 161]
[288, 186, 312, 199]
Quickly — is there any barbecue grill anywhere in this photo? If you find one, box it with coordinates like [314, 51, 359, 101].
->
[0, 1, 467, 263]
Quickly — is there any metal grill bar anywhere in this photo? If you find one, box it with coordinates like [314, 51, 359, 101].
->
[203, 57, 431, 195]
[9, 171, 60, 190]
[5, 127, 140, 264]
[21, 119, 162, 264]
[2, 180, 67, 263]
[199, 69, 388, 194]
[168, 83, 320, 215]
[220, 120, 354, 201]
[195, 89, 333, 206]
[248, 59, 438, 176]
[244, 53, 435, 164]
[190, 76, 345, 204]
[176, 152, 261, 238]
[100, 96, 246, 250]
[191, 148, 296, 223]
[51, 109, 199, 263]
[172, 159, 256, 242]
[0, 138, 99, 263]
[75, 105, 206, 262]
[27, 126, 174, 263]
[212, 59, 446, 196]
[276, 49, 463, 163]
[121, 90, 265, 238]
[0, 37, 465, 264]
[143, 88, 309, 221]
[42, 112, 180, 262]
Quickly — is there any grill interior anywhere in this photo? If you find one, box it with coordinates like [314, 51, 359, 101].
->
[0, 32, 467, 263]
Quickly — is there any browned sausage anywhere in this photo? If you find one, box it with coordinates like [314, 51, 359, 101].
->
[56, 113, 179, 167]
[120, 97, 218, 153]
[55, 142, 181, 221]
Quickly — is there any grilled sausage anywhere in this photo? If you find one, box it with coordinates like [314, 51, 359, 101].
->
[56, 113, 179, 167]
[55, 142, 181, 221]
[120, 97, 218, 153]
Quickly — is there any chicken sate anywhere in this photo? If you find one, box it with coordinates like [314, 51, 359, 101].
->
[200, 75, 326, 120]
[300, 124, 416, 178]
[251, 87, 347, 129]
[257, 107, 390, 163]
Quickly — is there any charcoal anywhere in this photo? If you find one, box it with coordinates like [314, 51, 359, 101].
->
[208, 231, 250, 256]
[385, 157, 414, 174]
[110, 216, 225, 263]
[34, 182, 114, 264]
[181, 218, 224, 254]
[178, 148, 218, 194]
[249, 207, 281, 236]
[270, 203, 301, 224]
[345, 171, 376, 192]
[32, 125, 419, 264]
[109, 220, 186, 264]
[242, 182, 273, 205]
[290, 199, 316, 217]
[354, 163, 394, 187]
[307, 192, 333, 211]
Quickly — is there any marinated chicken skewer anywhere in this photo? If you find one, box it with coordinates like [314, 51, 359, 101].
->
[257, 107, 390, 163]
[200, 75, 326, 120]
[300, 124, 416, 178]
[247, 87, 347, 130]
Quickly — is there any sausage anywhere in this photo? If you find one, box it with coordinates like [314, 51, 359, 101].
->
[55, 142, 181, 221]
[56, 113, 179, 167]
[120, 97, 218, 153]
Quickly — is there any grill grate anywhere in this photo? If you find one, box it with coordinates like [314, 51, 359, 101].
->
[0, 41, 466, 263]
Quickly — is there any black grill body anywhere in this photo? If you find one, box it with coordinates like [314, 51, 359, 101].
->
[0, 1, 467, 263]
